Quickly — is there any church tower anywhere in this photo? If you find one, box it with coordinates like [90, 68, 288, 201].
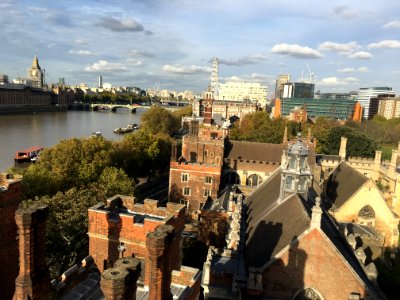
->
[279, 133, 312, 201]
[28, 54, 44, 88]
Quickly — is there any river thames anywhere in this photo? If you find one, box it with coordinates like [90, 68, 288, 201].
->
[0, 109, 144, 171]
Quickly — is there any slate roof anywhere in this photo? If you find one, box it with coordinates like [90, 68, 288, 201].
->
[324, 161, 368, 209]
[224, 140, 316, 166]
[243, 166, 384, 298]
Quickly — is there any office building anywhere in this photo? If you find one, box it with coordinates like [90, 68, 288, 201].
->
[217, 81, 268, 106]
[357, 87, 395, 119]
[378, 97, 400, 119]
[275, 74, 291, 99]
[283, 82, 315, 99]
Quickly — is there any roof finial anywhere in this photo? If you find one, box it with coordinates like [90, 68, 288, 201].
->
[310, 197, 322, 229]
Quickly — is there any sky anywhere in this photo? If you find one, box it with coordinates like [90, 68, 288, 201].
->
[1, 0, 400, 95]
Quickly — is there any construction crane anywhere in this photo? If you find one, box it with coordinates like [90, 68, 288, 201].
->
[306, 63, 316, 83]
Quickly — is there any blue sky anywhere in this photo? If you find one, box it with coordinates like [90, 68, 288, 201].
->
[1, 0, 400, 95]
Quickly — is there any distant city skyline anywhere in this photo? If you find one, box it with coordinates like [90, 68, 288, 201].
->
[1, 0, 400, 94]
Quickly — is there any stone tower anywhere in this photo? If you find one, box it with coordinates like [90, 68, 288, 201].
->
[28, 54, 43, 88]
[279, 133, 312, 200]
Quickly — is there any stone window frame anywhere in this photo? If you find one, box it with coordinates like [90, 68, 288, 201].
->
[183, 187, 191, 196]
[203, 189, 211, 197]
[181, 173, 189, 182]
[205, 176, 213, 184]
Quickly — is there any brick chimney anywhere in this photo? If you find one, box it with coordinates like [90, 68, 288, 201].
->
[114, 257, 142, 299]
[101, 266, 131, 299]
[13, 205, 50, 300]
[146, 225, 175, 300]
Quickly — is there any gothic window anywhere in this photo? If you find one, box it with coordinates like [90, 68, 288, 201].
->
[246, 174, 263, 187]
[205, 176, 212, 184]
[203, 189, 211, 197]
[293, 288, 323, 300]
[358, 205, 375, 219]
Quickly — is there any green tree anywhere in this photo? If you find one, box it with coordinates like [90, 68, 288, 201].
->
[98, 166, 135, 197]
[325, 126, 377, 157]
[22, 187, 106, 278]
[230, 111, 285, 143]
[140, 106, 180, 135]
[22, 137, 114, 198]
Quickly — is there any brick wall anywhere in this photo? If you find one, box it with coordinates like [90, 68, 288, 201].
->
[169, 162, 222, 210]
[260, 229, 368, 300]
[0, 175, 22, 300]
[88, 197, 185, 286]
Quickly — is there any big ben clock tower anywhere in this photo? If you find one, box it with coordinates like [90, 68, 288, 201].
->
[28, 54, 44, 88]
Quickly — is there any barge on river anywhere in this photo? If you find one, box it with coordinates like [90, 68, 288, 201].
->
[14, 146, 43, 163]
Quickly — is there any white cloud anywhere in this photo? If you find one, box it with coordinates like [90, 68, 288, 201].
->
[318, 41, 361, 54]
[217, 54, 267, 66]
[85, 60, 128, 72]
[128, 49, 155, 58]
[221, 73, 274, 83]
[98, 16, 144, 32]
[162, 64, 211, 75]
[383, 20, 400, 29]
[368, 40, 400, 49]
[337, 66, 368, 73]
[271, 43, 323, 59]
[69, 49, 97, 56]
[331, 6, 358, 20]
[75, 39, 86, 45]
[319, 76, 359, 86]
[126, 58, 142, 66]
[347, 51, 372, 59]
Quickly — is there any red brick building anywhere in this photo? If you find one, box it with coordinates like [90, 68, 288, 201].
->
[0, 174, 22, 300]
[169, 122, 225, 211]
[88, 195, 201, 299]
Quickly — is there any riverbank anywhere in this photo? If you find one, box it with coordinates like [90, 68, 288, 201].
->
[0, 105, 67, 115]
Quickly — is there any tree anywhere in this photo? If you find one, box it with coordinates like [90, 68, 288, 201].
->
[22, 137, 114, 198]
[140, 106, 180, 135]
[229, 111, 285, 143]
[22, 187, 106, 278]
[98, 166, 135, 197]
[114, 130, 172, 179]
[325, 126, 377, 157]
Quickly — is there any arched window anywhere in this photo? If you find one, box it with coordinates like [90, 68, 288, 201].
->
[357, 205, 375, 227]
[246, 174, 263, 187]
[358, 205, 375, 219]
[293, 287, 323, 300]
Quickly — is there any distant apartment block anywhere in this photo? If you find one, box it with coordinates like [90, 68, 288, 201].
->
[378, 97, 400, 119]
[216, 81, 268, 106]
[357, 87, 395, 119]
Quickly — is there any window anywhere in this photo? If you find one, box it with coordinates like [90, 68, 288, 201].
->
[204, 150, 208, 157]
[205, 176, 212, 184]
[181, 173, 189, 182]
[183, 187, 191, 196]
[203, 189, 211, 197]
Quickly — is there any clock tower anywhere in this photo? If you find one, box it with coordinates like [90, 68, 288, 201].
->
[28, 54, 44, 88]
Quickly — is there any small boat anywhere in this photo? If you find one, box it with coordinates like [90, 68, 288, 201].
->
[113, 124, 138, 134]
[91, 130, 103, 137]
[15, 146, 43, 163]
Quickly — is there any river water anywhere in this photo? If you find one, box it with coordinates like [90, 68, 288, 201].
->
[0, 109, 145, 171]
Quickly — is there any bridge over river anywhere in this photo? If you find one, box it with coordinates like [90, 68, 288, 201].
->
[89, 103, 186, 113]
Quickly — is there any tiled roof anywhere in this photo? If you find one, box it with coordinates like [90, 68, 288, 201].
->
[324, 161, 368, 209]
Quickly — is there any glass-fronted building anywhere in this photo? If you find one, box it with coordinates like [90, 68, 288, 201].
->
[281, 97, 357, 120]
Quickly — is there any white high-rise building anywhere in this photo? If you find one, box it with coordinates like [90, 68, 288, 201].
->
[216, 81, 268, 106]
[357, 87, 395, 119]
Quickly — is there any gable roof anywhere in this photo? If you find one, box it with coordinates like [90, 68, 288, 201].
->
[245, 169, 311, 268]
[324, 161, 369, 209]
[225, 140, 316, 166]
